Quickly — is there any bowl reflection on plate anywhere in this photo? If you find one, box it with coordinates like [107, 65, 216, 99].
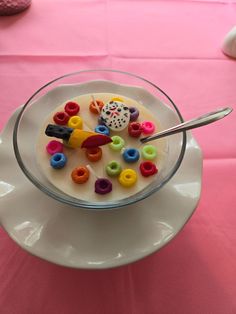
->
[13, 70, 187, 210]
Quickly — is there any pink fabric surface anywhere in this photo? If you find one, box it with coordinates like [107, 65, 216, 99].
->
[0, 0, 236, 313]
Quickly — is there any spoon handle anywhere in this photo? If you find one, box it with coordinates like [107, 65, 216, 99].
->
[140, 107, 233, 144]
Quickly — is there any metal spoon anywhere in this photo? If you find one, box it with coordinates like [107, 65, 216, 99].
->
[140, 107, 233, 144]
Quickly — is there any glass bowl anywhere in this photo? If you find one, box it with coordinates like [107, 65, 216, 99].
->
[13, 69, 187, 210]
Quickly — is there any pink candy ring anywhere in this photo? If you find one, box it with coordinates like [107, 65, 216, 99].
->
[141, 121, 155, 135]
[46, 140, 63, 155]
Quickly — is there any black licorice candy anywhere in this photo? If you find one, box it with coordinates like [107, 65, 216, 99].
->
[45, 124, 73, 141]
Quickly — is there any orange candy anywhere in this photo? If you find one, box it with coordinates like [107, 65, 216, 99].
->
[71, 166, 89, 184]
[85, 147, 102, 162]
[89, 100, 104, 114]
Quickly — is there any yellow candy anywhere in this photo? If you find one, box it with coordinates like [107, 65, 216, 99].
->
[118, 169, 137, 187]
[111, 97, 124, 102]
[68, 129, 95, 148]
[68, 115, 83, 129]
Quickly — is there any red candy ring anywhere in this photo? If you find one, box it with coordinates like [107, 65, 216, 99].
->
[53, 111, 70, 125]
[64, 101, 80, 116]
[139, 161, 158, 177]
[128, 122, 142, 137]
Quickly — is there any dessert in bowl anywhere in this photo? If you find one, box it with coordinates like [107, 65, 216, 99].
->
[13, 70, 187, 210]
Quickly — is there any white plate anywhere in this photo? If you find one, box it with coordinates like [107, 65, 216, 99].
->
[0, 108, 202, 269]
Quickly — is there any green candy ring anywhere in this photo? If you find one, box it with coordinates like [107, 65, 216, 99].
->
[141, 145, 157, 160]
[106, 161, 122, 177]
[109, 135, 125, 151]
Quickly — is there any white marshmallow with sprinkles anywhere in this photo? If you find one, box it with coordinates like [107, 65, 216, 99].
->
[100, 101, 130, 131]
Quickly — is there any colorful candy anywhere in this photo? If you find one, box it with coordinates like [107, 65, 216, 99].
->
[111, 97, 124, 102]
[100, 101, 130, 131]
[46, 140, 63, 155]
[139, 161, 158, 177]
[109, 135, 125, 151]
[71, 166, 90, 184]
[128, 122, 142, 138]
[129, 107, 139, 121]
[69, 130, 111, 149]
[53, 111, 70, 125]
[45, 124, 73, 141]
[89, 100, 104, 114]
[85, 147, 102, 162]
[95, 125, 110, 136]
[50, 153, 67, 169]
[122, 148, 140, 163]
[81, 133, 112, 149]
[45, 124, 112, 149]
[45, 94, 161, 196]
[64, 101, 80, 116]
[141, 121, 155, 135]
[141, 145, 157, 160]
[95, 178, 112, 194]
[118, 169, 137, 187]
[106, 161, 122, 177]
[68, 116, 83, 129]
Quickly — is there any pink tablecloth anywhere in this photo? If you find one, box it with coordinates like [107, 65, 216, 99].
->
[0, 0, 236, 313]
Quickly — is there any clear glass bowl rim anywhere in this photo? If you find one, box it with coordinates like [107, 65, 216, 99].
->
[13, 69, 187, 210]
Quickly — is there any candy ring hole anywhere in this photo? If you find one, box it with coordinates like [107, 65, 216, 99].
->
[128, 150, 135, 156]
[50, 142, 57, 149]
[111, 164, 117, 169]
[144, 163, 152, 170]
[68, 103, 76, 109]
[86, 147, 102, 162]
[125, 174, 131, 179]
[54, 155, 62, 162]
[99, 126, 106, 132]
[147, 148, 153, 154]
[89, 148, 98, 155]
[90, 148, 99, 155]
[145, 122, 152, 128]
[77, 169, 85, 177]
[113, 138, 120, 145]
[70, 117, 78, 124]
[130, 108, 135, 113]
[132, 124, 140, 130]
[57, 113, 65, 120]
[100, 180, 109, 189]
